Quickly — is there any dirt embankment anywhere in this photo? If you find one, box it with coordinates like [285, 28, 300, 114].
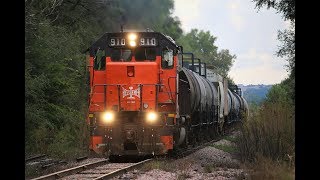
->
[113, 131, 250, 180]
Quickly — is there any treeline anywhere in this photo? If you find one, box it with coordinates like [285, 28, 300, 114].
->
[25, 0, 236, 157]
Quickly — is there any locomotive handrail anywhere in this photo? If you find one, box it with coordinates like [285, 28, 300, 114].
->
[183, 57, 206, 77]
[168, 76, 176, 104]
[194, 58, 201, 75]
[181, 52, 195, 71]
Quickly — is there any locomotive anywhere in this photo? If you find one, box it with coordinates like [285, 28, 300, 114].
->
[85, 30, 249, 158]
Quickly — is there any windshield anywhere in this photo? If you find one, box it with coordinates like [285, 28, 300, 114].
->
[135, 48, 156, 61]
[109, 48, 157, 62]
[110, 49, 132, 62]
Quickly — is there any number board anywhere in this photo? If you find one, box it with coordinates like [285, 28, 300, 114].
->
[139, 37, 157, 46]
[109, 37, 157, 47]
[109, 38, 125, 46]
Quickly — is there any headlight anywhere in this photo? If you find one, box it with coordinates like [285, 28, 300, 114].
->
[128, 33, 137, 40]
[101, 111, 114, 124]
[146, 112, 158, 123]
[129, 40, 136, 47]
[128, 33, 137, 47]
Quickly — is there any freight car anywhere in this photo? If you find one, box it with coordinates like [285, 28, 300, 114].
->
[85, 30, 248, 159]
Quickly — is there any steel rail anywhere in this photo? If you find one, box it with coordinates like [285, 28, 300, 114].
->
[31, 159, 109, 180]
[25, 154, 46, 162]
[93, 159, 152, 180]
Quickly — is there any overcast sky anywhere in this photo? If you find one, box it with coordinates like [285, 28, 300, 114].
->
[173, 0, 290, 85]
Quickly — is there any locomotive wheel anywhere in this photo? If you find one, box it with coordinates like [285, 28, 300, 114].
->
[204, 126, 210, 141]
[109, 155, 120, 162]
[109, 155, 116, 162]
[182, 126, 189, 148]
[197, 127, 203, 144]
[214, 125, 220, 137]
[190, 128, 197, 147]
[209, 125, 215, 140]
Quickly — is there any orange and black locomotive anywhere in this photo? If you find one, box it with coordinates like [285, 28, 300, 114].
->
[85, 30, 248, 158]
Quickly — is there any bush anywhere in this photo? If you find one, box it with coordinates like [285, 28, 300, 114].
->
[245, 155, 295, 180]
[236, 82, 295, 164]
[237, 102, 294, 162]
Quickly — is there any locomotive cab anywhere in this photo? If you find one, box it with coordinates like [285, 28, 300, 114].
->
[86, 31, 180, 157]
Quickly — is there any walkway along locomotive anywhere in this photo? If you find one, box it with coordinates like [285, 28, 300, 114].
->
[85, 30, 249, 158]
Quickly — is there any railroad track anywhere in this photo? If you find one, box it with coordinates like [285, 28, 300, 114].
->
[29, 127, 236, 180]
[166, 126, 239, 159]
[167, 126, 237, 159]
[25, 154, 47, 163]
[165, 136, 223, 159]
[30, 158, 152, 180]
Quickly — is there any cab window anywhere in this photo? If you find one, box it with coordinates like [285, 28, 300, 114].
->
[94, 49, 106, 70]
[110, 49, 132, 62]
[162, 49, 174, 69]
[135, 48, 156, 61]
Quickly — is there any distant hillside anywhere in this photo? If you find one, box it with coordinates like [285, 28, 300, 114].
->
[238, 84, 272, 105]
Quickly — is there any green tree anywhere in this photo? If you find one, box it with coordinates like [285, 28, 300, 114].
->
[277, 22, 295, 74]
[265, 83, 291, 104]
[177, 29, 218, 62]
[177, 29, 236, 77]
[215, 49, 236, 77]
[253, 0, 295, 74]
[252, 0, 295, 104]
[253, 0, 295, 21]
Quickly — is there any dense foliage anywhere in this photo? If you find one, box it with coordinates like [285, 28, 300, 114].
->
[25, 0, 235, 157]
[237, 80, 295, 162]
[177, 29, 236, 78]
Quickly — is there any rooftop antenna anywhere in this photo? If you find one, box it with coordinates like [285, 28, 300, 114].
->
[119, 13, 126, 32]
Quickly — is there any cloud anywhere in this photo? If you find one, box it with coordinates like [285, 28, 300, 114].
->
[227, 1, 239, 10]
[173, 0, 289, 84]
[229, 48, 289, 85]
[173, 0, 220, 31]
[173, 0, 201, 30]
[227, 0, 245, 31]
